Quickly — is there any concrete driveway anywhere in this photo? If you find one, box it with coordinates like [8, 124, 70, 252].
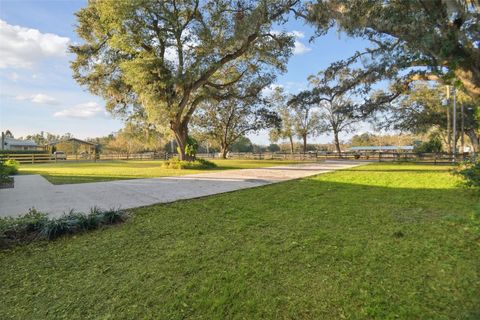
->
[0, 161, 363, 218]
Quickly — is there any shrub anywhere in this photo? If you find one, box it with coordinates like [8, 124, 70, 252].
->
[176, 136, 199, 160]
[0, 207, 128, 248]
[454, 159, 480, 188]
[414, 136, 443, 153]
[99, 207, 127, 224]
[0, 209, 48, 245]
[162, 157, 217, 169]
[185, 136, 198, 159]
[69, 210, 101, 231]
[0, 161, 13, 184]
[41, 216, 76, 240]
[3, 159, 19, 175]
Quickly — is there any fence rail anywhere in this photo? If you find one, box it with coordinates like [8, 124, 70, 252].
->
[0, 152, 166, 164]
[0, 151, 476, 164]
[0, 153, 54, 164]
[199, 151, 474, 163]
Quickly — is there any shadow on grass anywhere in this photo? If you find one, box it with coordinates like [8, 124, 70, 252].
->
[40, 175, 141, 184]
[339, 168, 451, 173]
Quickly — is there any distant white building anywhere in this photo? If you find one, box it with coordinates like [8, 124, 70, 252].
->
[347, 146, 414, 152]
[2, 137, 38, 151]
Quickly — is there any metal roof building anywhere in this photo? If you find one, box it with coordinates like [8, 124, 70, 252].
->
[347, 146, 414, 152]
[2, 137, 38, 151]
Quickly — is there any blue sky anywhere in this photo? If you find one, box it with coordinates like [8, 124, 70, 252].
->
[0, 0, 373, 144]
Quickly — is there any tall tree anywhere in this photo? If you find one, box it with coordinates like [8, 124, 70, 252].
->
[307, 69, 364, 154]
[192, 73, 280, 158]
[231, 136, 254, 153]
[349, 133, 418, 147]
[268, 87, 296, 153]
[71, 0, 297, 160]
[288, 91, 322, 153]
[23, 132, 75, 145]
[304, 0, 480, 99]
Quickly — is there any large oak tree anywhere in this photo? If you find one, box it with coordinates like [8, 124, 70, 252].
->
[71, 0, 297, 160]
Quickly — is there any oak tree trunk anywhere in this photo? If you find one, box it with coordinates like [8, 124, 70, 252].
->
[466, 129, 479, 152]
[289, 136, 294, 154]
[333, 130, 342, 155]
[221, 148, 229, 159]
[171, 122, 189, 161]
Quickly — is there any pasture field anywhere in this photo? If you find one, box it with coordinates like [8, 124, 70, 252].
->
[19, 159, 305, 184]
[2, 163, 479, 319]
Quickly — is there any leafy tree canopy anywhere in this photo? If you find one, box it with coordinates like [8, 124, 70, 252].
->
[71, 0, 298, 160]
[304, 0, 480, 98]
[268, 87, 297, 153]
[192, 69, 280, 158]
[378, 82, 479, 151]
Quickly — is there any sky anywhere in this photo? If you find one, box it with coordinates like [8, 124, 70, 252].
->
[0, 0, 375, 145]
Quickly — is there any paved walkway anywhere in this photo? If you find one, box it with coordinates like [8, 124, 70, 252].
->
[0, 161, 363, 218]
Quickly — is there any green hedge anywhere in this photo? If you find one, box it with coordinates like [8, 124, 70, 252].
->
[162, 157, 217, 169]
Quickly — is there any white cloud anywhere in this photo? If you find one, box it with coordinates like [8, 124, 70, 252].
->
[0, 19, 70, 69]
[272, 30, 311, 55]
[293, 41, 312, 55]
[31, 93, 57, 104]
[291, 31, 305, 39]
[15, 93, 58, 105]
[262, 83, 284, 97]
[53, 102, 106, 119]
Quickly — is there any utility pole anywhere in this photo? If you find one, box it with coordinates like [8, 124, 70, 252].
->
[446, 86, 451, 153]
[461, 102, 465, 155]
[452, 86, 457, 161]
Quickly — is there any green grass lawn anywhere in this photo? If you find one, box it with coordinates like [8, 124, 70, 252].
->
[1, 163, 479, 319]
[19, 159, 305, 184]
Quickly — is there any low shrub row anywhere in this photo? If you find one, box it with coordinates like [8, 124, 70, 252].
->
[162, 157, 217, 169]
[0, 150, 47, 154]
[0, 207, 128, 248]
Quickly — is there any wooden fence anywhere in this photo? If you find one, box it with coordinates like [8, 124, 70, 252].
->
[0, 152, 166, 164]
[202, 151, 474, 164]
[0, 151, 475, 164]
[0, 153, 53, 164]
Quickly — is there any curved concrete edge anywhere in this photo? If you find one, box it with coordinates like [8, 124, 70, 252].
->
[0, 161, 364, 218]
